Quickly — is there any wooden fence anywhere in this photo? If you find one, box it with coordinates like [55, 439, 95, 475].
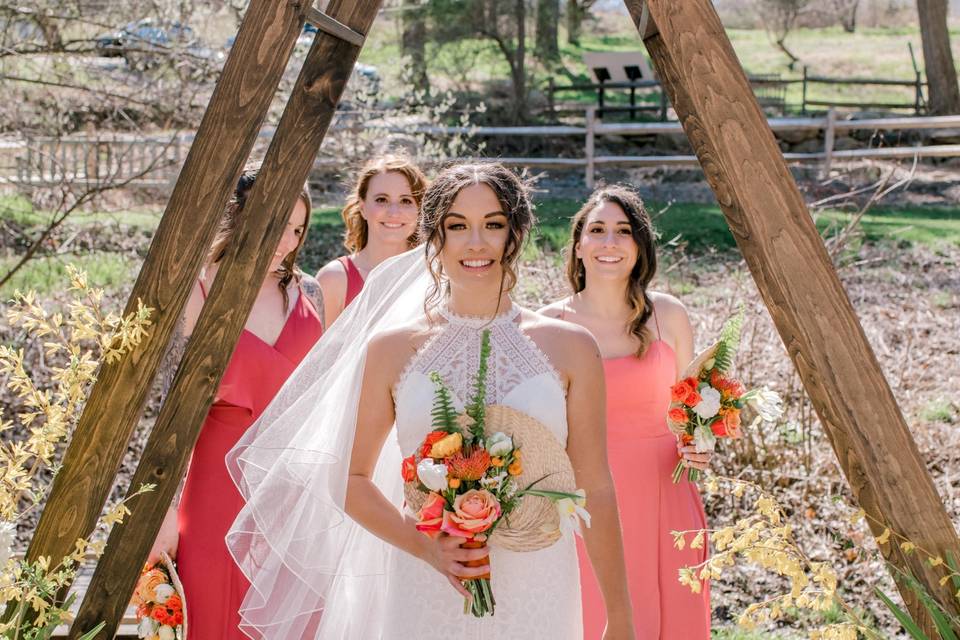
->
[7, 112, 960, 191]
[547, 67, 927, 119]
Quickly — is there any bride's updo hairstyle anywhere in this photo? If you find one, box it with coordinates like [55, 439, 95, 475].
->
[418, 163, 534, 311]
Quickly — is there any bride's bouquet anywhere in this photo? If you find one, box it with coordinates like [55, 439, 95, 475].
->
[667, 311, 783, 483]
[401, 330, 590, 617]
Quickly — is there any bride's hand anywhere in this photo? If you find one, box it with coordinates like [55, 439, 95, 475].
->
[417, 533, 490, 599]
[678, 443, 712, 471]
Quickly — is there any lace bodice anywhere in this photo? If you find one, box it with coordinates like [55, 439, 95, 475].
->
[393, 304, 568, 457]
[385, 304, 582, 639]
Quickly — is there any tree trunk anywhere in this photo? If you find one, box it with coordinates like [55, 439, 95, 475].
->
[514, 0, 527, 122]
[536, 0, 561, 62]
[401, 0, 429, 94]
[567, 0, 583, 45]
[917, 0, 960, 114]
[841, 0, 859, 32]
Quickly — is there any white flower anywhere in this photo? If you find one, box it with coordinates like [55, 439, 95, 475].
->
[556, 489, 591, 537]
[746, 387, 784, 423]
[137, 617, 159, 638]
[0, 521, 15, 568]
[693, 423, 717, 454]
[693, 386, 722, 420]
[480, 471, 507, 491]
[416, 459, 449, 492]
[154, 583, 175, 604]
[486, 432, 513, 457]
[158, 625, 176, 640]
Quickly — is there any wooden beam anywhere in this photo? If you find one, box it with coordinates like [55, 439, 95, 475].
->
[69, 0, 384, 637]
[19, 0, 306, 621]
[624, 0, 960, 631]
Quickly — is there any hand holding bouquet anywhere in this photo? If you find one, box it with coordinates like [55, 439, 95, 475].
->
[667, 312, 783, 483]
[133, 552, 186, 640]
[402, 330, 590, 617]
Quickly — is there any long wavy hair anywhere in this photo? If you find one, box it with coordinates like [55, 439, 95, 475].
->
[418, 163, 534, 314]
[566, 185, 658, 356]
[341, 155, 429, 253]
[207, 165, 313, 313]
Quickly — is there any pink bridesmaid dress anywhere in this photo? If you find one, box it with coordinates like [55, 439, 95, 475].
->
[338, 255, 365, 307]
[577, 315, 711, 640]
[177, 281, 323, 639]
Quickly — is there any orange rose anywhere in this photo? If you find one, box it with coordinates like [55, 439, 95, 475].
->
[401, 454, 417, 482]
[710, 417, 728, 437]
[164, 594, 182, 613]
[137, 569, 167, 603]
[667, 407, 688, 425]
[415, 492, 445, 538]
[670, 379, 694, 403]
[421, 431, 448, 458]
[684, 389, 702, 407]
[441, 489, 502, 538]
[722, 408, 742, 438]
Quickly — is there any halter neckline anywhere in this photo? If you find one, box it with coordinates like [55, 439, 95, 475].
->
[437, 303, 520, 328]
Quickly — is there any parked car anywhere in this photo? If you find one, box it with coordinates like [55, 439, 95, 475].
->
[95, 20, 222, 68]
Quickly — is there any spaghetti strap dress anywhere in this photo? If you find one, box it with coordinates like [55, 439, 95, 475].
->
[338, 255, 365, 308]
[576, 312, 711, 640]
[176, 280, 323, 639]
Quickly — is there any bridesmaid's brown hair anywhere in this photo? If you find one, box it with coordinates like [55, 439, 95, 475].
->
[207, 165, 313, 313]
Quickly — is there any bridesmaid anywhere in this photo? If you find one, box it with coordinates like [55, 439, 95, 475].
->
[315, 155, 428, 327]
[148, 167, 324, 639]
[539, 185, 711, 640]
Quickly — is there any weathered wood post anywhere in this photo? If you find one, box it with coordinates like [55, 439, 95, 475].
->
[69, 2, 383, 637]
[625, 0, 960, 632]
[585, 106, 597, 189]
[18, 0, 308, 624]
[821, 107, 836, 179]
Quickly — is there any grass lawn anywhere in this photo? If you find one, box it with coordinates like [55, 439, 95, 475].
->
[309, 198, 960, 258]
[3, 197, 956, 297]
[359, 22, 957, 114]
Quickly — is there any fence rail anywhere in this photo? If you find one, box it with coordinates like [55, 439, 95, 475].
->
[6, 112, 960, 191]
[548, 67, 927, 119]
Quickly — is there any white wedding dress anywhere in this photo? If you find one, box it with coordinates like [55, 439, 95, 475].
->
[381, 305, 583, 639]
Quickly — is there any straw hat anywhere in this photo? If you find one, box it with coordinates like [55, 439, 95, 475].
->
[404, 404, 576, 552]
[680, 341, 719, 381]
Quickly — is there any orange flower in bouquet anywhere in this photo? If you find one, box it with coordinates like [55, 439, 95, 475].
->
[402, 330, 589, 617]
[667, 312, 783, 482]
[133, 552, 186, 640]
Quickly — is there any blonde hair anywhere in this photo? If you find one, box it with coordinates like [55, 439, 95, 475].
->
[207, 165, 312, 312]
[341, 155, 429, 253]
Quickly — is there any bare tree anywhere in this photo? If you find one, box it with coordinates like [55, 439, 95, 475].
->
[916, 0, 960, 114]
[755, 0, 814, 68]
[825, 0, 861, 31]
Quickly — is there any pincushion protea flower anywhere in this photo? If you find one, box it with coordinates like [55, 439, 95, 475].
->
[447, 447, 492, 481]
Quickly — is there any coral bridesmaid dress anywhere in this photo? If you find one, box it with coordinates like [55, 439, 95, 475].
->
[577, 317, 711, 640]
[177, 282, 323, 639]
[338, 255, 365, 307]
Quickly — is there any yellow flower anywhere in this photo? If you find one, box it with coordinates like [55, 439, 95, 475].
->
[876, 528, 891, 545]
[429, 432, 463, 458]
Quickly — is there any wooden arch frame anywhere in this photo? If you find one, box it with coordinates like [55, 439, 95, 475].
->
[19, 1, 957, 637]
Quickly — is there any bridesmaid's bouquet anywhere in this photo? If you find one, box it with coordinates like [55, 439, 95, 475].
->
[401, 329, 590, 618]
[667, 311, 783, 483]
[133, 552, 186, 640]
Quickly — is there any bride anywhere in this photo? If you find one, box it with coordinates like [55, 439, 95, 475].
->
[227, 163, 634, 639]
